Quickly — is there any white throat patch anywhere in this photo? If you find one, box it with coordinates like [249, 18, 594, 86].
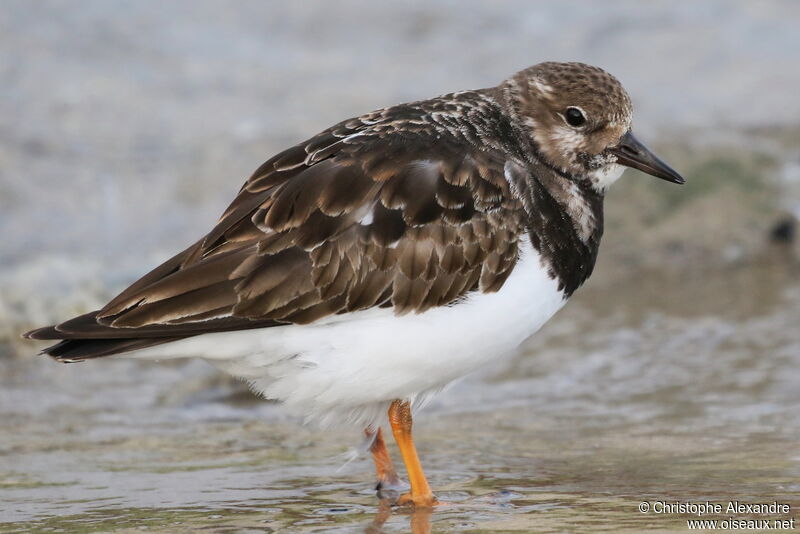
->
[588, 163, 625, 191]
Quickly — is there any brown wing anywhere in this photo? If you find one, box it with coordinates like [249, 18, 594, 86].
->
[26, 115, 526, 359]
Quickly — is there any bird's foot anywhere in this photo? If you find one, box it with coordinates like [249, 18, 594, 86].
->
[395, 491, 439, 508]
[375, 477, 408, 503]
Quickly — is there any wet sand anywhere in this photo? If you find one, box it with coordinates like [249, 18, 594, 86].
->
[2, 260, 799, 533]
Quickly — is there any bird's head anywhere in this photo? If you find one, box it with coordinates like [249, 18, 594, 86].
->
[502, 61, 684, 191]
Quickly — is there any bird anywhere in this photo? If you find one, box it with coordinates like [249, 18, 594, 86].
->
[24, 61, 684, 508]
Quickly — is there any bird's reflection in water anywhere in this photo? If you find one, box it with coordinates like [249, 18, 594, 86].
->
[365, 503, 432, 534]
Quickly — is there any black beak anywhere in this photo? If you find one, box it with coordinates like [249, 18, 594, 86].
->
[608, 131, 685, 184]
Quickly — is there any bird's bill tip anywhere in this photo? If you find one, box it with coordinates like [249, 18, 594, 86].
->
[609, 131, 685, 184]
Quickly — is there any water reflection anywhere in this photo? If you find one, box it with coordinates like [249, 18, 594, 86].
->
[365, 504, 431, 534]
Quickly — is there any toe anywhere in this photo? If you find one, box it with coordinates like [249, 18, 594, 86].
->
[376, 477, 409, 503]
[395, 492, 439, 508]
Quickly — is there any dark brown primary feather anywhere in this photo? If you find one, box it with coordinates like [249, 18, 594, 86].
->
[26, 91, 531, 361]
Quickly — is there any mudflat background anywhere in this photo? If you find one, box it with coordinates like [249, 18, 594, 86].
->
[2, 1, 800, 532]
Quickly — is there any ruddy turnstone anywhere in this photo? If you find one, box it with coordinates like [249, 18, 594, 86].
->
[25, 62, 684, 507]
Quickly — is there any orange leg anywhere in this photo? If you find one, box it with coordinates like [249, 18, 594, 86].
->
[365, 426, 402, 493]
[388, 400, 438, 507]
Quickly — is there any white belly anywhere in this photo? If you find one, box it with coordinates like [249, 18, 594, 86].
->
[133, 240, 566, 424]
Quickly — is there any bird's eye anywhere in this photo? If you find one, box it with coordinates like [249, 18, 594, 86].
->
[565, 107, 586, 127]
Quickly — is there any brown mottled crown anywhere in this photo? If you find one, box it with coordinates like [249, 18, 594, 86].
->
[529, 62, 632, 122]
[500, 62, 633, 179]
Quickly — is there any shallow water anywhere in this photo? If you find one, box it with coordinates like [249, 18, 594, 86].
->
[2, 260, 799, 532]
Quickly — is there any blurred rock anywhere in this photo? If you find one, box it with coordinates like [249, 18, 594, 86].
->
[770, 216, 795, 243]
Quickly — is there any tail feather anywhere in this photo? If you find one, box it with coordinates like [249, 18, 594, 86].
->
[40, 336, 187, 362]
[24, 309, 277, 363]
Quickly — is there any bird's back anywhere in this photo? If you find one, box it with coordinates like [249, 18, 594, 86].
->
[26, 89, 546, 362]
